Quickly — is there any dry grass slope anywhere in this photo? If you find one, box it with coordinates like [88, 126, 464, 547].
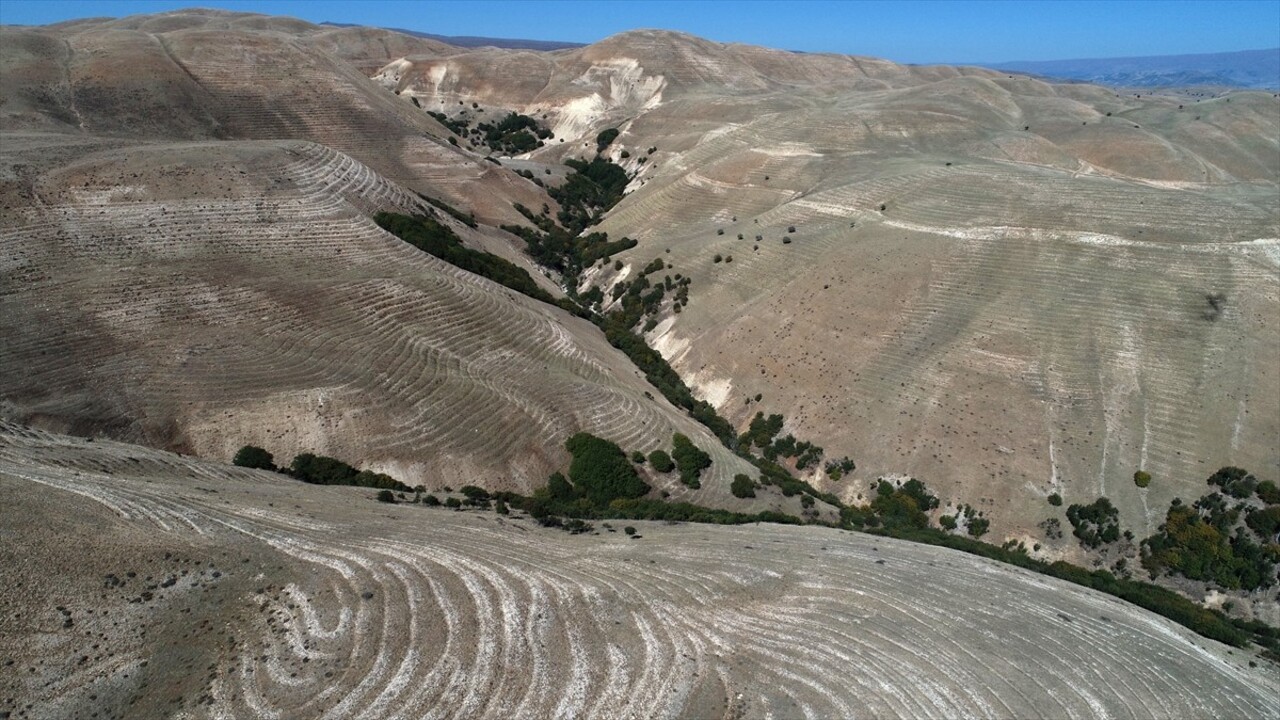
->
[2, 421, 1277, 719]
[0, 135, 772, 511]
[382, 30, 1279, 545]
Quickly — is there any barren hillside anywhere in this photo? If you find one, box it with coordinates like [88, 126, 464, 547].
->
[0, 9, 545, 226]
[0, 133, 787, 514]
[386, 29, 1280, 545]
[0, 8, 1275, 543]
[2, 421, 1277, 719]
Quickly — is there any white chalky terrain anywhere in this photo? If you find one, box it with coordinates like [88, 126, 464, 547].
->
[2, 421, 1277, 720]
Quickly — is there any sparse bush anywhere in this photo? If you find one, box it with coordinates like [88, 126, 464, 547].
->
[376, 212, 557, 306]
[595, 127, 620, 152]
[648, 449, 675, 473]
[422, 494, 441, 506]
[1208, 466, 1256, 499]
[289, 453, 412, 492]
[939, 514, 957, 531]
[731, 474, 756, 498]
[1257, 480, 1280, 504]
[671, 433, 711, 488]
[967, 516, 990, 538]
[445, 497, 462, 509]
[376, 489, 396, 504]
[1066, 497, 1120, 548]
[233, 445, 276, 471]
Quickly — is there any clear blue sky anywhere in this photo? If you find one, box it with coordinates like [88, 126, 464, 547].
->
[1, 1, 1276, 64]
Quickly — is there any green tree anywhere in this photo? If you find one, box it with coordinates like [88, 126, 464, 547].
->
[565, 433, 650, 504]
[1134, 470, 1152, 488]
[596, 127, 620, 152]
[731, 474, 756, 499]
[648, 449, 675, 473]
[671, 433, 712, 488]
[1066, 498, 1120, 548]
[233, 445, 276, 471]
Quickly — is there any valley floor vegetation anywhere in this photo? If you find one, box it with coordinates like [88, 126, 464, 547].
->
[233, 438, 1279, 659]
[363, 151, 1279, 659]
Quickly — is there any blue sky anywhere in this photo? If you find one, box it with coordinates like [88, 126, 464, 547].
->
[1, 1, 1276, 64]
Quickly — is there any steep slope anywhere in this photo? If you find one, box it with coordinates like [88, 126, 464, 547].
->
[0, 9, 544, 226]
[384, 30, 1280, 546]
[3, 421, 1277, 719]
[0, 134, 774, 512]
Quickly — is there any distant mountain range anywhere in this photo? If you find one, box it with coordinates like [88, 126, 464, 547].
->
[320, 21, 586, 51]
[987, 48, 1280, 89]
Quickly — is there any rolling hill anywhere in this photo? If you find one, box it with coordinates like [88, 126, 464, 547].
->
[378, 28, 1279, 552]
[2, 420, 1277, 718]
[1, 11, 1278, 708]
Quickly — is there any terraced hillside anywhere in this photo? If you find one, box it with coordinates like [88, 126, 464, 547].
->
[7, 12, 1273, 544]
[3, 420, 1277, 719]
[0, 133, 782, 513]
[385, 31, 1280, 546]
[0, 8, 546, 226]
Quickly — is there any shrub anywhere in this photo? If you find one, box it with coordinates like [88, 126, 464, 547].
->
[1066, 497, 1120, 548]
[376, 490, 397, 504]
[445, 497, 462, 509]
[595, 128, 620, 152]
[624, 526, 637, 536]
[967, 516, 991, 538]
[1048, 493, 1063, 507]
[939, 514, 957, 531]
[1245, 506, 1280, 538]
[460, 485, 491, 501]
[1142, 494, 1278, 591]
[422, 494, 441, 506]
[631, 451, 646, 464]
[1257, 480, 1280, 504]
[870, 479, 938, 531]
[233, 445, 276, 471]
[376, 212, 557, 306]
[1134, 470, 1152, 488]
[648, 450, 675, 473]
[672, 433, 712, 488]
[1208, 467, 1257, 499]
[731, 474, 756, 498]
[565, 433, 650, 504]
